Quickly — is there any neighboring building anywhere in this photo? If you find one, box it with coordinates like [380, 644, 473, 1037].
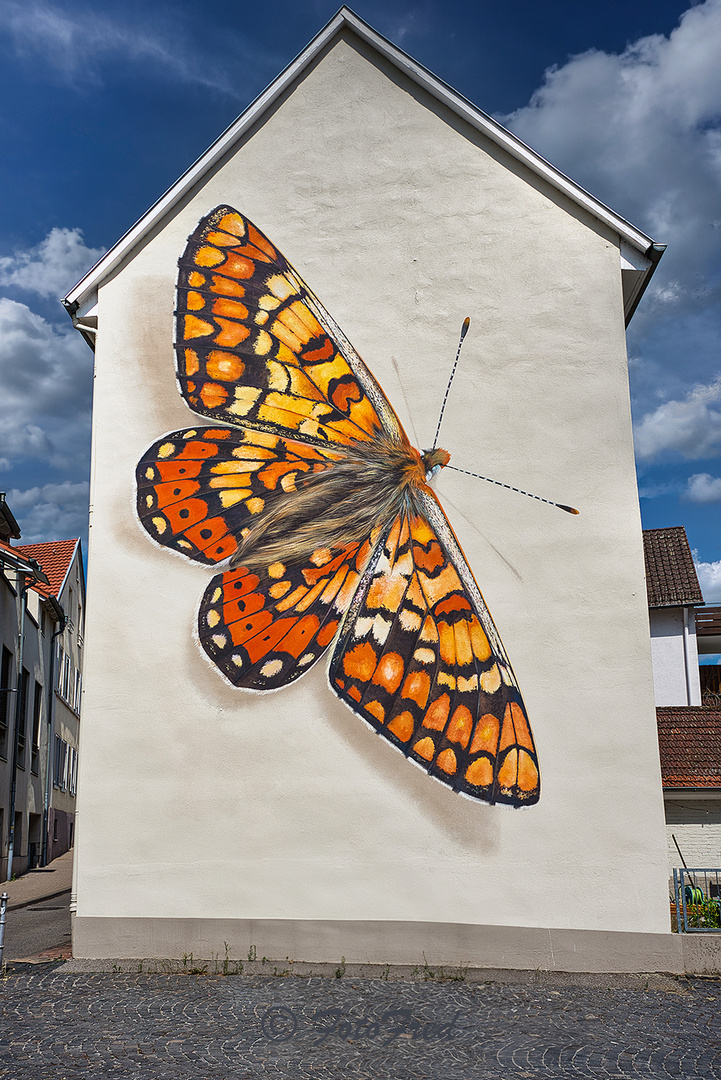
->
[657, 708, 721, 874]
[65, 8, 677, 972]
[0, 493, 84, 879]
[643, 526, 721, 875]
[643, 527, 704, 707]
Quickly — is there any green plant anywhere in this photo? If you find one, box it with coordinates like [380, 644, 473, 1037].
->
[685, 898, 721, 930]
[248, 944, 256, 962]
[335, 956, 346, 979]
[444, 963, 468, 982]
[181, 952, 207, 975]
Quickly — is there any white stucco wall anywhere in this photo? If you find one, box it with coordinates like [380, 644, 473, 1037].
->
[73, 30, 670, 954]
[650, 607, 701, 706]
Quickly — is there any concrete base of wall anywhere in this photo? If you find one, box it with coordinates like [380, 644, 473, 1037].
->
[71, 917, 710, 974]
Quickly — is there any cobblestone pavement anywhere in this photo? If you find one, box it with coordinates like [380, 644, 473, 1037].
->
[0, 969, 719, 1079]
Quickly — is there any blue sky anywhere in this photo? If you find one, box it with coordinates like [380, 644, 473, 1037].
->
[0, 0, 719, 603]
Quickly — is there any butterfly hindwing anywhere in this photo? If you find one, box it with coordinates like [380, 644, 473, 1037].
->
[197, 533, 380, 689]
[176, 207, 405, 449]
[136, 426, 344, 565]
[330, 500, 539, 805]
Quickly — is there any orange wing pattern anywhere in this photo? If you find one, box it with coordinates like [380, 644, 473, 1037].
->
[197, 532, 380, 689]
[136, 204, 541, 808]
[176, 207, 404, 448]
[136, 426, 343, 565]
[330, 507, 539, 805]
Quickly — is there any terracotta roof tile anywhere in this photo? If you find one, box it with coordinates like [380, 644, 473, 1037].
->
[14, 539, 79, 599]
[643, 527, 704, 608]
[657, 706, 721, 788]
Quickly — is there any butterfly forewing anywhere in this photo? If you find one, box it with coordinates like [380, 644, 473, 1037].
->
[330, 501, 539, 805]
[176, 207, 405, 449]
[136, 426, 343, 565]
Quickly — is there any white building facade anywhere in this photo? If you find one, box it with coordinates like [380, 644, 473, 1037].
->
[65, 9, 681, 972]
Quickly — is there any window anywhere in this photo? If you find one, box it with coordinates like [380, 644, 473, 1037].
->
[68, 746, 78, 795]
[62, 653, 71, 701]
[73, 670, 82, 713]
[54, 735, 68, 790]
[31, 681, 42, 774]
[0, 646, 12, 760]
[16, 667, 29, 767]
[54, 643, 81, 714]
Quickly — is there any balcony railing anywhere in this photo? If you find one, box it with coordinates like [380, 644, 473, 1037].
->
[673, 868, 721, 932]
[696, 606, 721, 635]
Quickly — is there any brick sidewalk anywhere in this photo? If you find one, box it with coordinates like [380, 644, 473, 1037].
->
[0, 968, 718, 1078]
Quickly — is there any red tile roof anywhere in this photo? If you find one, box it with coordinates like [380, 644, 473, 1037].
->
[14, 539, 79, 599]
[643, 527, 704, 608]
[657, 707, 721, 788]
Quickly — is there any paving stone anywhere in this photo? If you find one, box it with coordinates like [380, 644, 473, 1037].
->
[0, 970, 718, 1078]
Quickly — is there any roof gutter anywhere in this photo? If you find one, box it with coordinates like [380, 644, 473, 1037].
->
[624, 244, 665, 327]
[0, 548, 43, 578]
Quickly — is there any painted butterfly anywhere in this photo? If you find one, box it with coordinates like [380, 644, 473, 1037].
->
[136, 206, 540, 806]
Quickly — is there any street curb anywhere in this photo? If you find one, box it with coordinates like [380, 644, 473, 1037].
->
[6, 888, 71, 912]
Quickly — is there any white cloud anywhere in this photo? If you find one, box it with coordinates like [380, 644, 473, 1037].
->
[693, 551, 721, 603]
[0, 297, 92, 468]
[633, 377, 721, 460]
[637, 479, 682, 499]
[503, 0, 721, 309]
[8, 481, 89, 543]
[0, 227, 105, 299]
[685, 472, 721, 502]
[0, 0, 265, 95]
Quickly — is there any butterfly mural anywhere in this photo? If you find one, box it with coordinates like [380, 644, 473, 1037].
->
[136, 206, 540, 806]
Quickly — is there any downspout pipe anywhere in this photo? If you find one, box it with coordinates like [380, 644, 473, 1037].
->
[6, 573, 28, 881]
[41, 601, 66, 867]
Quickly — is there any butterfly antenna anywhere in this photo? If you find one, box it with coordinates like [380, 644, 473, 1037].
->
[446, 465, 579, 514]
[432, 317, 470, 450]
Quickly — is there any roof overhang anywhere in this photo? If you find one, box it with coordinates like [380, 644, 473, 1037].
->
[0, 545, 47, 580]
[42, 594, 66, 625]
[63, 5, 661, 335]
[663, 787, 721, 800]
[0, 493, 21, 541]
